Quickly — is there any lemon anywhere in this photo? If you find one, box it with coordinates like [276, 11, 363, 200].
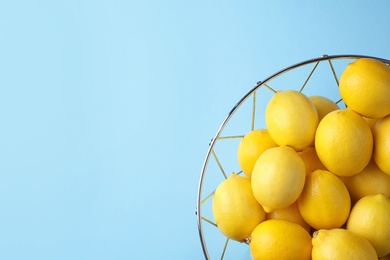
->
[251, 146, 306, 213]
[298, 169, 351, 230]
[347, 193, 390, 257]
[373, 115, 390, 175]
[212, 174, 265, 242]
[339, 58, 390, 119]
[237, 129, 277, 178]
[299, 146, 327, 175]
[363, 116, 379, 133]
[309, 95, 339, 121]
[315, 109, 373, 177]
[249, 219, 312, 260]
[312, 228, 377, 260]
[265, 201, 311, 233]
[265, 90, 318, 151]
[340, 159, 390, 204]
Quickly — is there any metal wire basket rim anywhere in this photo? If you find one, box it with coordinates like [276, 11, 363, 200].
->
[196, 54, 390, 259]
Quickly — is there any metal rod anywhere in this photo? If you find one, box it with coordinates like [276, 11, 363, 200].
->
[201, 190, 215, 205]
[216, 135, 244, 140]
[328, 59, 340, 86]
[201, 216, 217, 227]
[220, 238, 229, 260]
[251, 90, 256, 131]
[299, 61, 320, 92]
[211, 150, 228, 180]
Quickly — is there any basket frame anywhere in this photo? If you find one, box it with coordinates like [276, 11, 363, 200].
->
[196, 54, 390, 259]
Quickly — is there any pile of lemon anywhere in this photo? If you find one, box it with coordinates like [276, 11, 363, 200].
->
[212, 58, 390, 260]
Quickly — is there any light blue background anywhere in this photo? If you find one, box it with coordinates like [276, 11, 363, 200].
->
[0, 1, 389, 259]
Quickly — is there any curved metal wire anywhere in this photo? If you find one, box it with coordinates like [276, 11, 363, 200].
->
[196, 54, 390, 259]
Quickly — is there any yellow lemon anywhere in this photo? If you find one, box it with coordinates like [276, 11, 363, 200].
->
[265, 201, 311, 233]
[237, 129, 277, 178]
[347, 193, 390, 257]
[265, 90, 318, 151]
[363, 116, 379, 133]
[251, 146, 306, 213]
[212, 174, 265, 242]
[340, 159, 390, 204]
[309, 95, 340, 121]
[315, 109, 373, 177]
[312, 228, 377, 260]
[339, 58, 390, 119]
[373, 115, 390, 175]
[299, 146, 327, 175]
[249, 219, 312, 260]
[298, 169, 351, 230]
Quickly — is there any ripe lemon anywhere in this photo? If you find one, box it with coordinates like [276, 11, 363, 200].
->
[265, 201, 311, 233]
[373, 115, 390, 175]
[363, 116, 379, 133]
[299, 146, 327, 175]
[339, 58, 390, 119]
[265, 90, 318, 151]
[298, 169, 351, 230]
[251, 146, 306, 213]
[309, 95, 339, 121]
[347, 193, 390, 257]
[315, 109, 373, 177]
[249, 219, 312, 260]
[340, 159, 390, 204]
[237, 129, 277, 178]
[312, 228, 377, 260]
[212, 174, 265, 242]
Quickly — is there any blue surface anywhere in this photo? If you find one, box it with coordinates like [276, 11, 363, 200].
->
[0, 1, 390, 259]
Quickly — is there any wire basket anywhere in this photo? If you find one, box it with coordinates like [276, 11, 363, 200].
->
[195, 54, 390, 259]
